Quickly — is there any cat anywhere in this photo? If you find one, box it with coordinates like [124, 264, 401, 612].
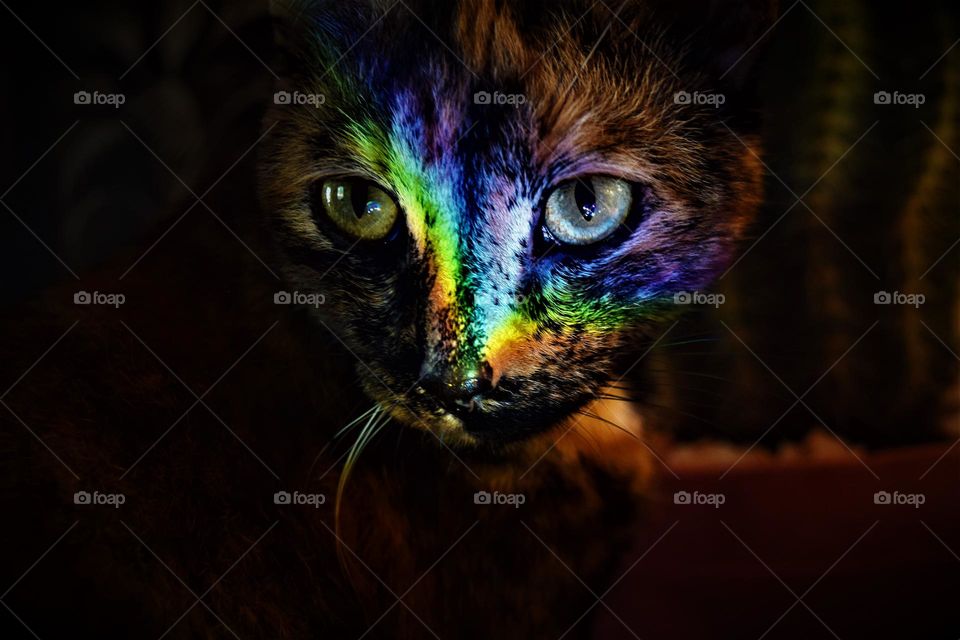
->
[260, 0, 770, 450]
[1, 0, 778, 637]
[2, 0, 957, 638]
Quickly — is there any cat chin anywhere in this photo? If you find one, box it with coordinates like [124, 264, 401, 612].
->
[416, 411, 483, 448]
[386, 404, 499, 449]
[380, 401, 580, 452]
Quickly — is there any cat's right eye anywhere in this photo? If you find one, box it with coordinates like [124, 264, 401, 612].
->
[543, 176, 633, 246]
[319, 179, 400, 240]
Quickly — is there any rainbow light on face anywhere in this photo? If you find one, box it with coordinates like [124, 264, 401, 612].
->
[345, 102, 466, 322]
[340, 101, 681, 369]
[309, 29, 719, 376]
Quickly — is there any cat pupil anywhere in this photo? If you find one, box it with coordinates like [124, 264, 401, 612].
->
[349, 181, 373, 220]
[574, 181, 598, 222]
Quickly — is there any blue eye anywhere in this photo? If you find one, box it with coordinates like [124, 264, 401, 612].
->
[544, 177, 632, 245]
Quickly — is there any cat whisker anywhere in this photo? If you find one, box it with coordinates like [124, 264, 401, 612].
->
[595, 393, 638, 402]
[576, 410, 641, 444]
[335, 404, 381, 439]
[608, 380, 727, 397]
[308, 403, 382, 477]
[651, 337, 721, 349]
[594, 396, 721, 429]
[596, 392, 722, 412]
[568, 422, 603, 455]
[633, 369, 733, 383]
[610, 385, 728, 403]
[335, 406, 393, 529]
[333, 405, 396, 583]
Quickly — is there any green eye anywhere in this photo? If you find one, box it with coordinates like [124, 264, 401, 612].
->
[320, 179, 400, 240]
[543, 177, 632, 245]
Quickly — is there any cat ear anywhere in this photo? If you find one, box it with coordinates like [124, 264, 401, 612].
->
[653, 0, 780, 86]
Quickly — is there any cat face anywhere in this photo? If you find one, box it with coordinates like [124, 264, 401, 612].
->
[260, 0, 770, 446]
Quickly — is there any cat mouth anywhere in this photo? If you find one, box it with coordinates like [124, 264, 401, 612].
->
[359, 376, 588, 448]
[399, 406, 482, 447]
[378, 390, 505, 447]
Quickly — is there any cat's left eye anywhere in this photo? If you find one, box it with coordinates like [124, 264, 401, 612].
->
[543, 177, 633, 246]
[319, 179, 400, 240]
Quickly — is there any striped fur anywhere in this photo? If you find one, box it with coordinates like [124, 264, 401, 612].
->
[260, 0, 771, 447]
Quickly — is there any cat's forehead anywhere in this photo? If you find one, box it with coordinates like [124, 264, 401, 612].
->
[288, 0, 690, 180]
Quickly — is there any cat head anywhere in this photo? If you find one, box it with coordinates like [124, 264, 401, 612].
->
[259, 0, 773, 447]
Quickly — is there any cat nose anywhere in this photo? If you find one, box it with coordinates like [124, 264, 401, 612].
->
[422, 371, 493, 415]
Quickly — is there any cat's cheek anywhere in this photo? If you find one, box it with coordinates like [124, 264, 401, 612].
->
[483, 338, 545, 385]
[487, 332, 611, 387]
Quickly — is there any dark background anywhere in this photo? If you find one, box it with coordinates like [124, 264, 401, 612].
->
[0, 0, 276, 302]
[1, 1, 958, 638]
